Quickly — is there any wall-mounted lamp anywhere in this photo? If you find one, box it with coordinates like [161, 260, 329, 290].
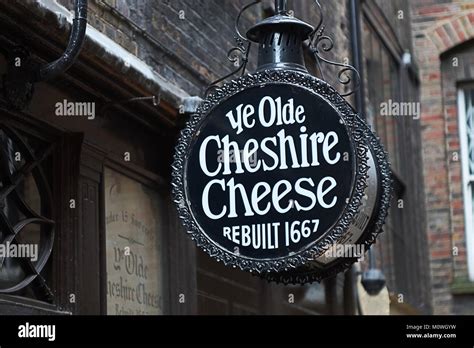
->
[361, 248, 386, 296]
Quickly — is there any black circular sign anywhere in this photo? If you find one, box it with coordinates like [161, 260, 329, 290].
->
[187, 84, 353, 259]
[173, 70, 369, 273]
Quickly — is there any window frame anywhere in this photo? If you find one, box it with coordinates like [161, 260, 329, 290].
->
[457, 87, 474, 281]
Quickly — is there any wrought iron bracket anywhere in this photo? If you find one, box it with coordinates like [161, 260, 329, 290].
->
[204, 0, 261, 97]
[204, 0, 361, 99]
[307, 0, 361, 97]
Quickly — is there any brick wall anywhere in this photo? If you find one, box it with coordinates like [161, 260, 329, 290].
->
[374, 0, 413, 51]
[441, 46, 474, 281]
[57, 0, 261, 96]
[55, 0, 355, 99]
[411, 0, 474, 314]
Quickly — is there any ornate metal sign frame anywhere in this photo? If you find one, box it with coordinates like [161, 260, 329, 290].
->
[172, 69, 369, 274]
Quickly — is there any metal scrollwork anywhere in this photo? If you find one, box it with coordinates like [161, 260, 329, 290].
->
[0, 124, 55, 300]
[308, 0, 361, 97]
[204, 0, 261, 97]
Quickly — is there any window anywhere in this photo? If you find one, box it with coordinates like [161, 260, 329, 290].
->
[458, 87, 474, 281]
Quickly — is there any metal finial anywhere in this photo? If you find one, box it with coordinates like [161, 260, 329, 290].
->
[275, 0, 287, 14]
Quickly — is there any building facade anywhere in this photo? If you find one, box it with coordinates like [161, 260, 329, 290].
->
[0, 0, 432, 315]
[411, 0, 474, 315]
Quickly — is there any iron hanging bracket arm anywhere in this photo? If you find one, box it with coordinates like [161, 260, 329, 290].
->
[204, 0, 261, 97]
[34, 0, 88, 82]
[306, 0, 361, 97]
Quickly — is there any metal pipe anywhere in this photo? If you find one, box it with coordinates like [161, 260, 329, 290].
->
[35, 0, 88, 81]
[368, 248, 376, 269]
[275, 0, 288, 14]
[343, 268, 356, 315]
[349, 0, 365, 114]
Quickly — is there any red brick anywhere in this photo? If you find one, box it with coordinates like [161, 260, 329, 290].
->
[435, 27, 451, 50]
[431, 250, 452, 259]
[422, 114, 443, 121]
[428, 72, 441, 81]
[453, 20, 466, 41]
[418, 5, 451, 16]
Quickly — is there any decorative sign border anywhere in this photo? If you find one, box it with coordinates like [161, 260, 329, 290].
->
[172, 69, 369, 274]
[261, 115, 393, 283]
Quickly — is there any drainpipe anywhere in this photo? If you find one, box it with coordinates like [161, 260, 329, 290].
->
[348, 0, 363, 312]
[35, 0, 88, 81]
[350, 0, 365, 114]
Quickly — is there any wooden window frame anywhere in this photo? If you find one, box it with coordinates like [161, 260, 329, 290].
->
[457, 86, 474, 281]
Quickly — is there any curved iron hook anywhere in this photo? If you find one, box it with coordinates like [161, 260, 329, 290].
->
[204, 0, 261, 97]
[309, 0, 324, 38]
[308, 0, 361, 97]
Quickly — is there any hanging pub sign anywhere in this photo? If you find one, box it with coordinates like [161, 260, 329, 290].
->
[172, 0, 392, 282]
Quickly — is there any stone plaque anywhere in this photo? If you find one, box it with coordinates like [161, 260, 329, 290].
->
[105, 168, 164, 315]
